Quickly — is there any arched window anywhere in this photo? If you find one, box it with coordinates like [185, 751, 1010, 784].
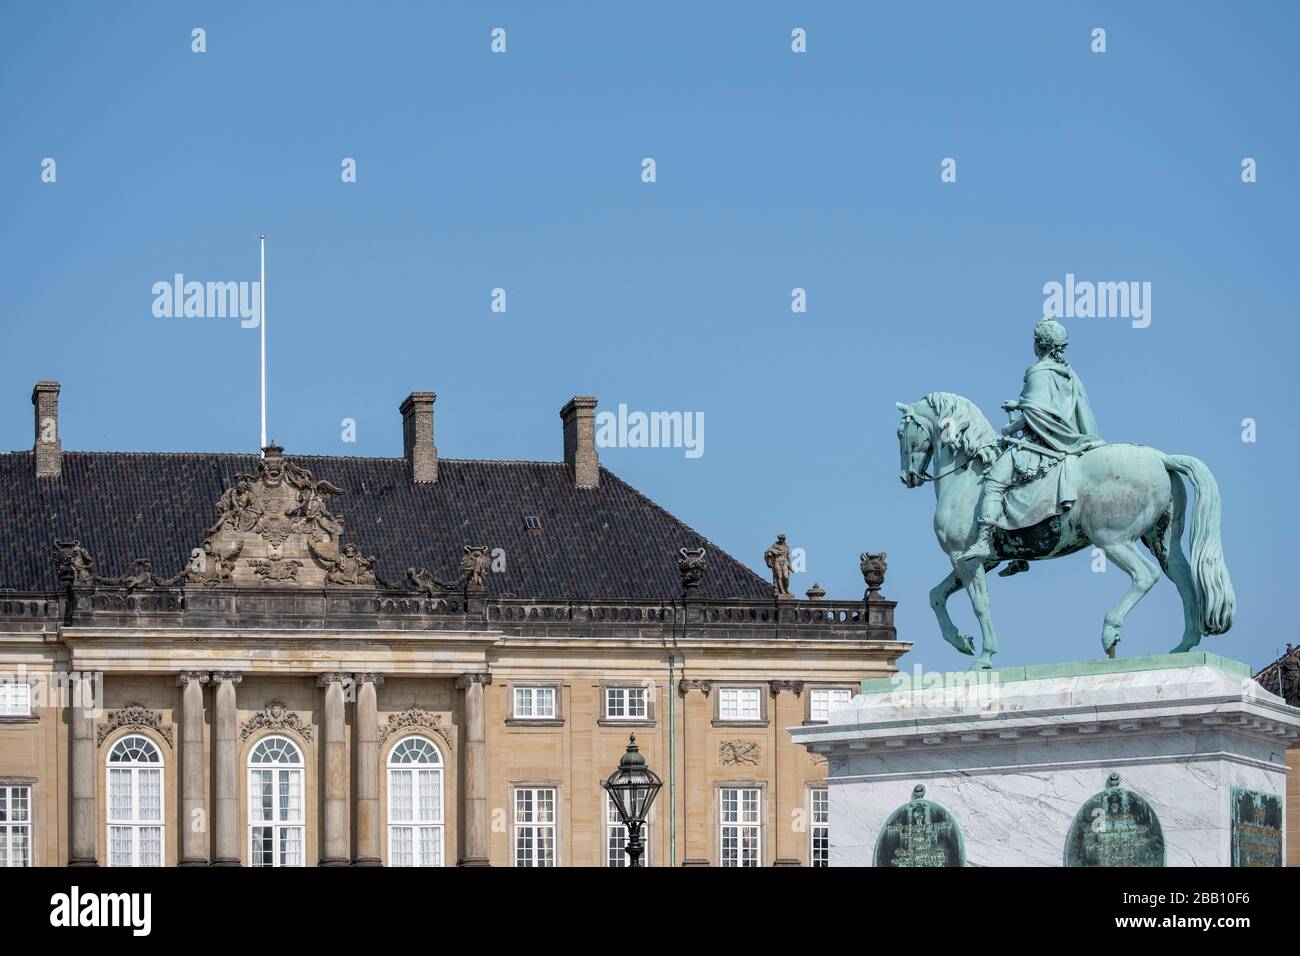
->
[387, 735, 443, 866]
[248, 735, 304, 867]
[106, 734, 163, 867]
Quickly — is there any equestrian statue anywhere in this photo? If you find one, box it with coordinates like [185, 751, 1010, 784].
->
[896, 318, 1234, 669]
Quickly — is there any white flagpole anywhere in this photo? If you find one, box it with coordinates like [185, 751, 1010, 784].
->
[260, 234, 267, 453]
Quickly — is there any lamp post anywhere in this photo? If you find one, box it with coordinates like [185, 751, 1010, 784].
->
[602, 734, 663, 867]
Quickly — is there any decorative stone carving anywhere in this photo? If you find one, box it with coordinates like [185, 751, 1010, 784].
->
[804, 583, 825, 600]
[768, 680, 804, 697]
[677, 547, 707, 594]
[309, 541, 377, 587]
[53, 539, 96, 588]
[240, 700, 314, 742]
[249, 555, 302, 583]
[96, 558, 186, 592]
[196, 443, 381, 589]
[860, 551, 888, 600]
[719, 739, 761, 766]
[461, 545, 491, 590]
[678, 679, 713, 697]
[764, 533, 793, 599]
[97, 703, 173, 748]
[186, 540, 244, 587]
[378, 705, 455, 748]
[407, 566, 458, 595]
[454, 673, 492, 690]
[408, 545, 492, 595]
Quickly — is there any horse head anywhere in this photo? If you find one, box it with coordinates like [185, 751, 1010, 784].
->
[896, 393, 999, 488]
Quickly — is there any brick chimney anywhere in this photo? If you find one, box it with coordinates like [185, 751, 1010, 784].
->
[32, 380, 61, 479]
[560, 395, 599, 489]
[400, 391, 438, 483]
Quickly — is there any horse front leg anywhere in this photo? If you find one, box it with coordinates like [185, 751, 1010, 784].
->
[957, 560, 999, 669]
[930, 569, 974, 656]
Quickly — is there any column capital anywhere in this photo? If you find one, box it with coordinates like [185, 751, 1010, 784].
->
[209, 671, 243, 685]
[678, 678, 713, 697]
[455, 672, 492, 689]
[355, 672, 385, 685]
[316, 672, 348, 687]
[769, 679, 804, 697]
[176, 671, 209, 687]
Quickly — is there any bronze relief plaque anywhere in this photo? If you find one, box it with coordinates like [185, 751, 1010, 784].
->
[1230, 788, 1282, 867]
[1064, 772, 1165, 867]
[873, 784, 965, 867]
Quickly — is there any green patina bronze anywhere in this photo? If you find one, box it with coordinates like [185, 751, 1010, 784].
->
[873, 785, 965, 868]
[1230, 787, 1283, 867]
[1064, 772, 1165, 867]
[897, 319, 1236, 669]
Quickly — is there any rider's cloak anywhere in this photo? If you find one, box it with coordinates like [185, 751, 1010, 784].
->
[1016, 356, 1102, 454]
[998, 357, 1105, 530]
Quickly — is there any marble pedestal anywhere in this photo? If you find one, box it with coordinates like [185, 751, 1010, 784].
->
[790, 653, 1300, 867]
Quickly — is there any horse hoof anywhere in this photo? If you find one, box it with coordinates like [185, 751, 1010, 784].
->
[969, 660, 993, 671]
[947, 634, 975, 656]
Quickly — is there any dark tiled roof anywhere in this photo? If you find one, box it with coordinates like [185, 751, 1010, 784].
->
[1254, 647, 1300, 707]
[0, 451, 770, 601]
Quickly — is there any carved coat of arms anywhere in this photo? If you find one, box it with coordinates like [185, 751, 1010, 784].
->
[195, 444, 378, 588]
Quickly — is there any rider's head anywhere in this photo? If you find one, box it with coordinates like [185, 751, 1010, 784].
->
[1033, 318, 1069, 360]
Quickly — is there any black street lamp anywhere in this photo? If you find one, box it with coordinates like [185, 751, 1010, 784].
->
[602, 734, 662, 867]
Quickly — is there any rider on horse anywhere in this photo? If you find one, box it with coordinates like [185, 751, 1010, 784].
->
[956, 318, 1104, 563]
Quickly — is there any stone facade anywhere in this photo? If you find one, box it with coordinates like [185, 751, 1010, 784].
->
[0, 381, 905, 867]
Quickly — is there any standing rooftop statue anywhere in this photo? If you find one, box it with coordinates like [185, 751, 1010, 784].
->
[896, 319, 1235, 669]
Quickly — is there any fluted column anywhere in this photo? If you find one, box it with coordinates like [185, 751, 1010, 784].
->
[68, 671, 98, 866]
[354, 673, 383, 866]
[211, 672, 242, 866]
[456, 672, 491, 866]
[177, 671, 209, 866]
[318, 673, 349, 866]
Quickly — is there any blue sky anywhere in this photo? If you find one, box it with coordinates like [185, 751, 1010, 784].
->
[2, 2, 1295, 672]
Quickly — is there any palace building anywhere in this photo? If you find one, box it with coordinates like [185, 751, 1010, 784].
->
[0, 382, 904, 867]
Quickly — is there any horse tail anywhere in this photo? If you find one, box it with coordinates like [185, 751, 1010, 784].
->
[1161, 454, 1235, 635]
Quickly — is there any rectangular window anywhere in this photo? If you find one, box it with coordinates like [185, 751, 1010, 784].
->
[0, 682, 31, 717]
[605, 686, 647, 721]
[606, 793, 650, 867]
[809, 688, 852, 723]
[513, 686, 556, 720]
[0, 786, 31, 867]
[720, 787, 761, 867]
[811, 788, 829, 867]
[514, 788, 557, 867]
[718, 687, 761, 721]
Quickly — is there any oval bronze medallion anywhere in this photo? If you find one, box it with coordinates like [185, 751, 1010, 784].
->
[873, 785, 966, 867]
[1064, 772, 1165, 867]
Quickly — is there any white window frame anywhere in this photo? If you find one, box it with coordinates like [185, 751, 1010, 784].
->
[810, 788, 830, 867]
[719, 786, 761, 867]
[513, 786, 557, 867]
[386, 735, 444, 867]
[604, 686, 648, 721]
[513, 686, 556, 720]
[0, 785, 32, 867]
[247, 735, 305, 868]
[809, 688, 853, 723]
[106, 734, 164, 867]
[0, 681, 31, 717]
[605, 790, 651, 867]
[718, 686, 761, 722]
